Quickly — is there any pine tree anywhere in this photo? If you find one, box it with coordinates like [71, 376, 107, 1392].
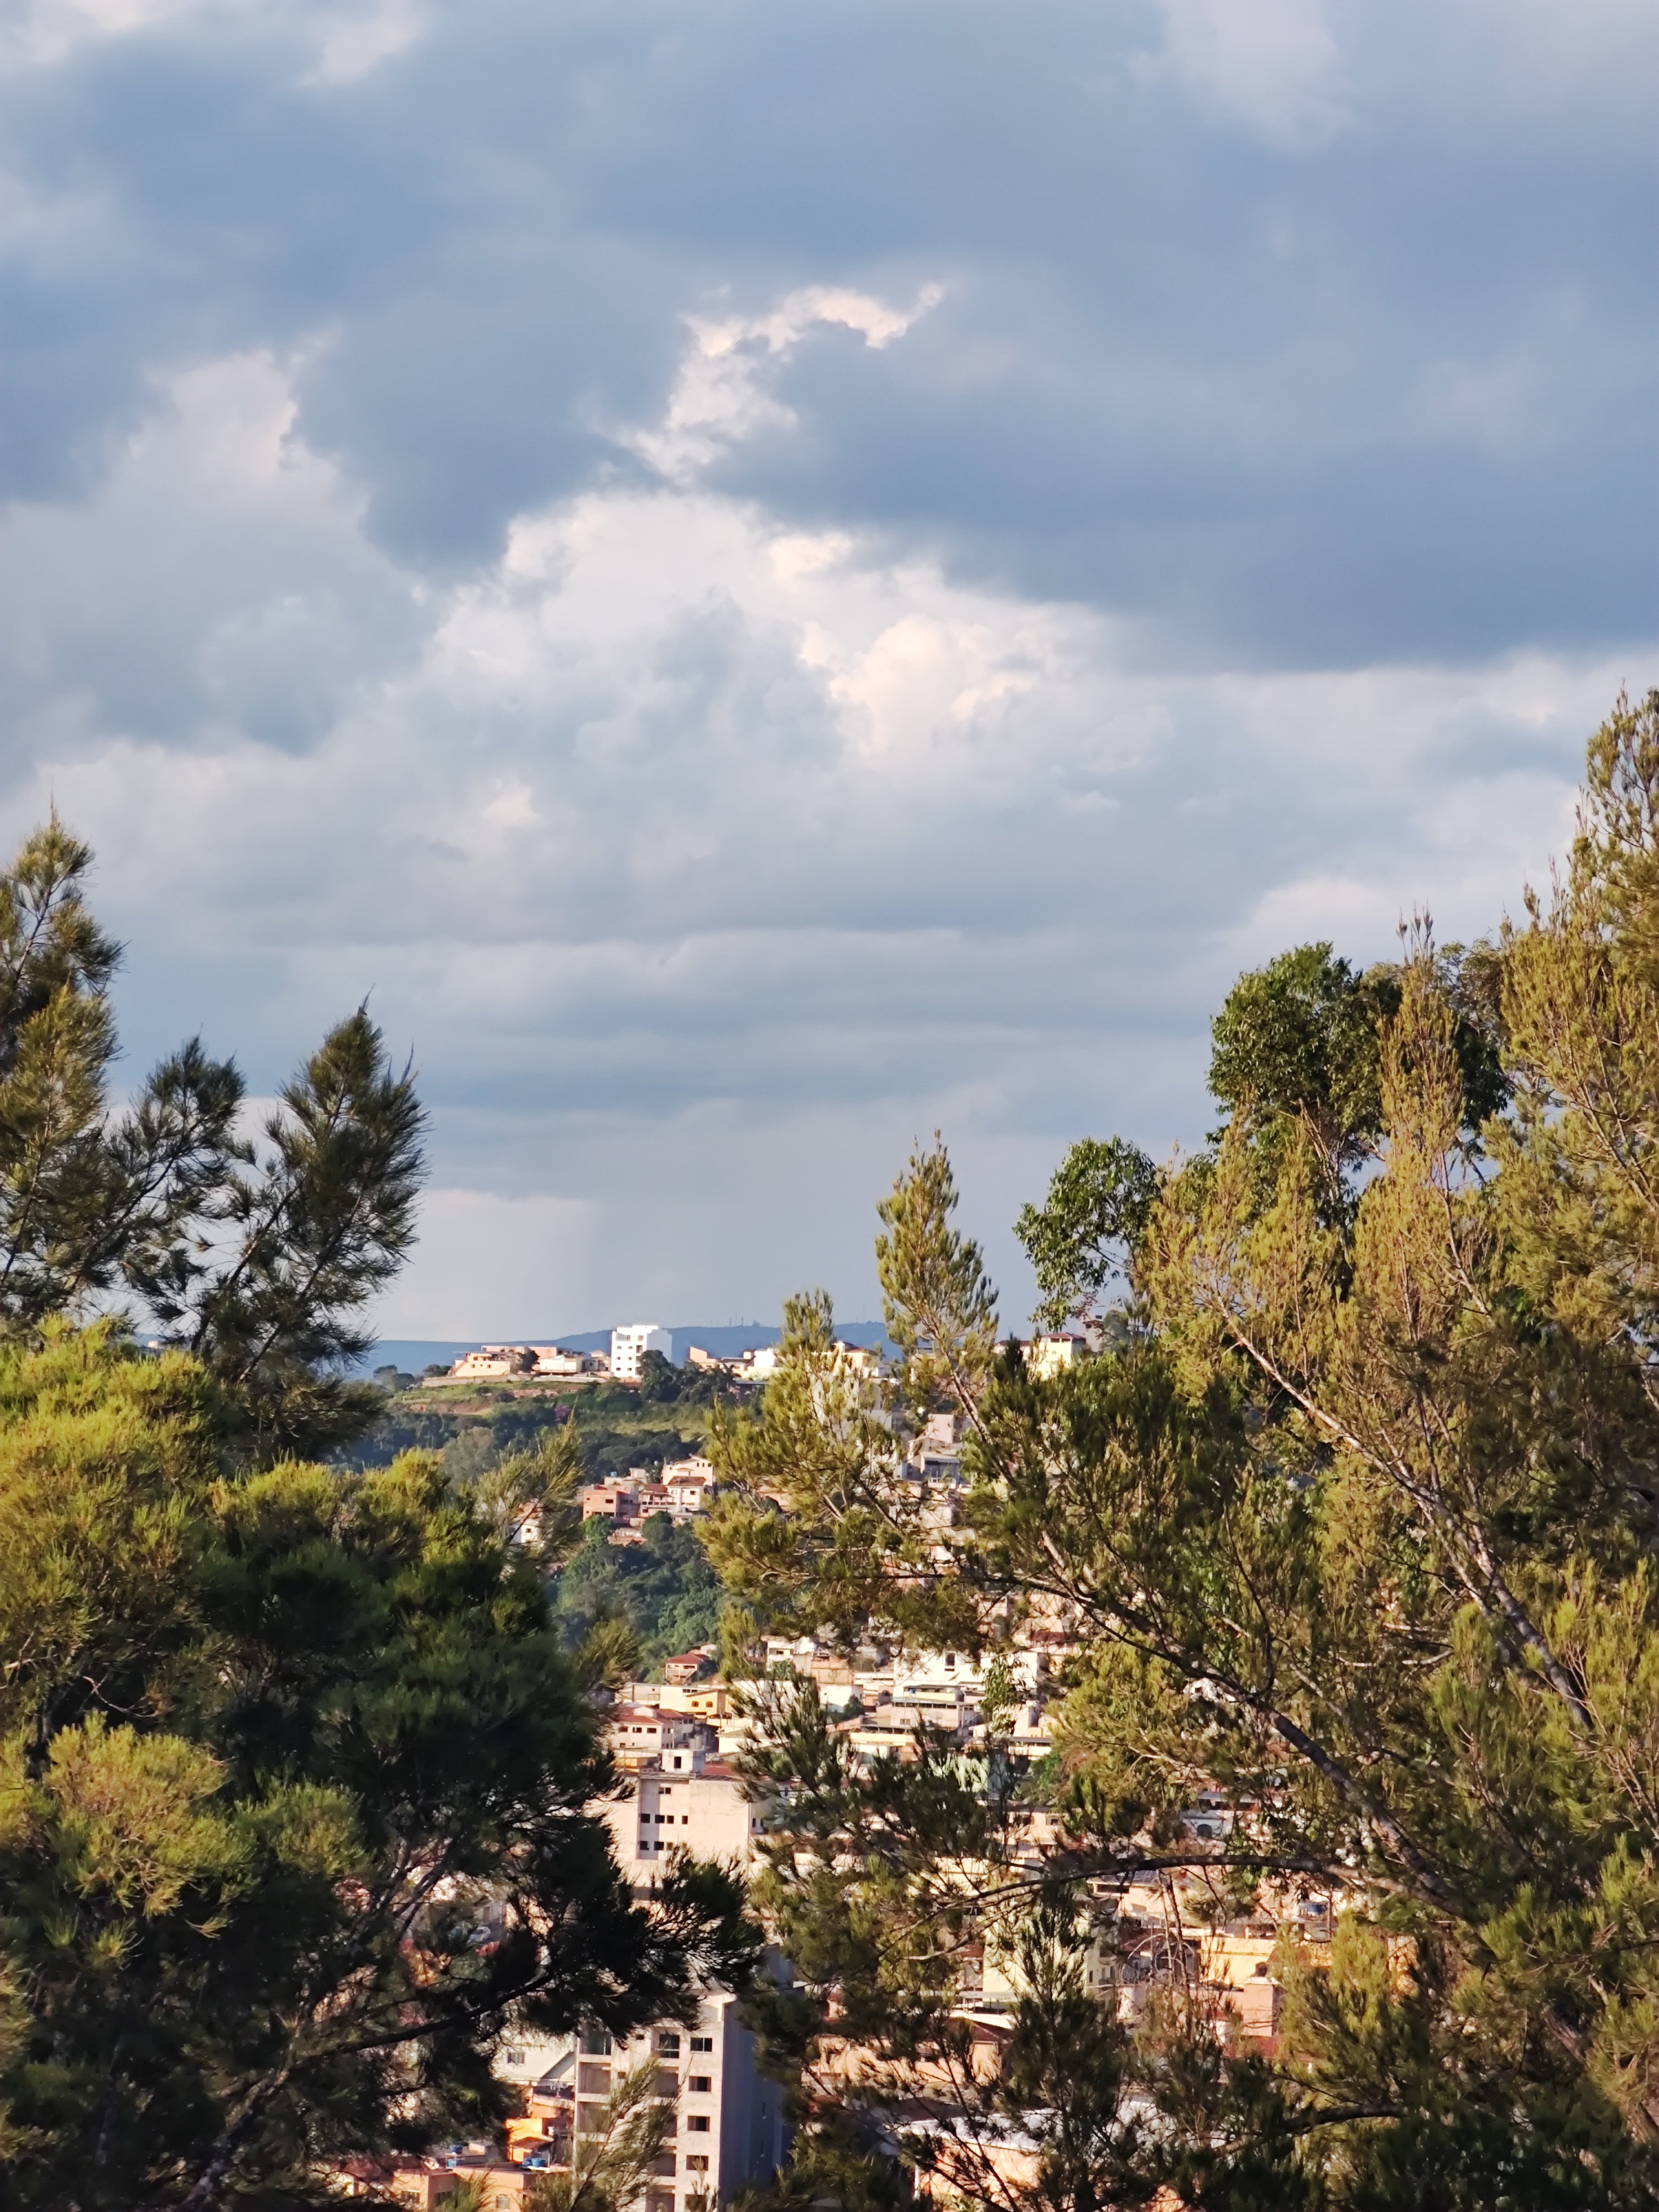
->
[0, 820, 424, 1455]
[0, 1328, 756, 2206]
[705, 693, 1659, 2209]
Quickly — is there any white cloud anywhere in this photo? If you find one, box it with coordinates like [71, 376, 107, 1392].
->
[1144, 0, 1351, 150]
[0, 311, 1642, 1331]
[0, 0, 424, 77]
[305, 0, 421, 85]
[621, 283, 944, 484]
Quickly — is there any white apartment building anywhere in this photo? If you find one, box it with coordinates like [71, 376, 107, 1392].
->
[1024, 1333, 1087, 1381]
[499, 1989, 785, 2209]
[564, 1997, 784, 2212]
[611, 1324, 672, 1380]
[662, 1458, 714, 1513]
[595, 1761, 786, 2209]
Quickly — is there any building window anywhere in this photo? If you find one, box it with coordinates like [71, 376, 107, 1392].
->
[504, 2048, 526, 2067]
[689, 2036, 713, 2053]
[687, 2157, 709, 2173]
[688, 2076, 711, 2093]
[580, 2032, 613, 2056]
[687, 2116, 711, 2133]
[656, 2032, 682, 2057]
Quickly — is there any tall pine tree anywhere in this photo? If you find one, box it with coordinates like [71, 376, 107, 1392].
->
[0, 818, 422, 1455]
[0, 823, 759, 2204]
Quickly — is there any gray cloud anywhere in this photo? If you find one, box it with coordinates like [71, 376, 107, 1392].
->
[0, 0, 1651, 1331]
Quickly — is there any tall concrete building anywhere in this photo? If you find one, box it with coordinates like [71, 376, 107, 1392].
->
[611, 1323, 672, 1381]
[598, 1757, 786, 2208]
[498, 1754, 786, 2207]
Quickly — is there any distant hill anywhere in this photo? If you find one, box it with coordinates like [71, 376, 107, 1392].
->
[357, 1321, 890, 1376]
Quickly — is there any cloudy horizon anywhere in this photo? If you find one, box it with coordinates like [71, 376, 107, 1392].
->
[1, 0, 1652, 1339]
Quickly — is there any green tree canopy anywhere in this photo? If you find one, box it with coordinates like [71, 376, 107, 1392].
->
[704, 692, 1659, 2210]
[0, 1328, 755, 2207]
[0, 825, 759, 2204]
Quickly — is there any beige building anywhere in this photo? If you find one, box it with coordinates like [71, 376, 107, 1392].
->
[1022, 1334, 1087, 1381]
[603, 1757, 769, 1869]
[529, 1345, 597, 1376]
[445, 1345, 534, 1381]
[581, 1481, 639, 1524]
[605, 1705, 716, 1776]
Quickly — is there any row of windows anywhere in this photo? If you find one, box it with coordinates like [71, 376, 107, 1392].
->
[581, 2067, 712, 2096]
[578, 2107, 712, 2135]
[578, 2029, 715, 2058]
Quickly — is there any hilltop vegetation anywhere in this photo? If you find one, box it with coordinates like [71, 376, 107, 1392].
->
[551, 1513, 724, 1675]
[338, 1370, 731, 1677]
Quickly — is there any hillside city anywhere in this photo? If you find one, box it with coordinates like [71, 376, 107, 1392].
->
[343, 1324, 1329, 2210]
[4, 708, 1656, 2212]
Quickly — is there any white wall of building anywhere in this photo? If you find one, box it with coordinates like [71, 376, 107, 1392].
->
[611, 1323, 673, 1380]
[592, 1766, 785, 2208]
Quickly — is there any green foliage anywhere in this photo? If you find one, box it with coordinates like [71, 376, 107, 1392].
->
[0, 819, 426, 1460]
[635, 1351, 729, 1408]
[473, 1420, 586, 1560]
[0, 821, 238, 1333]
[551, 1512, 723, 1673]
[719, 698, 1659, 2210]
[1015, 1135, 1159, 1331]
[876, 1138, 999, 1410]
[0, 1334, 757, 2206]
[1208, 938, 1507, 1181]
[701, 1287, 983, 1661]
[183, 1008, 425, 1460]
[1208, 942, 1397, 1167]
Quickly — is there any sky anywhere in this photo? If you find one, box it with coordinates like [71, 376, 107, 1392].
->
[0, 0, 1653, 1340]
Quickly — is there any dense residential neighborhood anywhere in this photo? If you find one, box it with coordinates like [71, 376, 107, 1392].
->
[337, 1322, 1349, 2206]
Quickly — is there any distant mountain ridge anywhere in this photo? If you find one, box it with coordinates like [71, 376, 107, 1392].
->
[357, 1321, 890, 1375]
